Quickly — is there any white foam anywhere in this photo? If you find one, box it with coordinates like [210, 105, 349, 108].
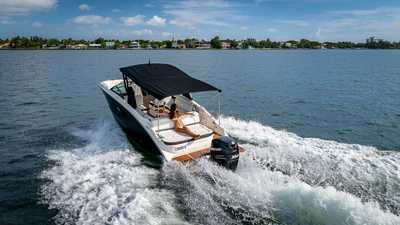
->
[41, 121, 189, 225]
[220, 116, 400, 215]
[41, 118, 400, 225]
[163, 156, 400, 225]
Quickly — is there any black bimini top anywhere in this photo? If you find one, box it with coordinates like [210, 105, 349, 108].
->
[120, 63, 220, 99]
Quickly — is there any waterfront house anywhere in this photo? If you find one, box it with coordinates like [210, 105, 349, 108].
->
[88, 43, 102, 49]
[171, 40, 185, 48]
[221, 41, 231, 49]
[184, 39, 198, 48]
[105, 41, 115, 49]
[284, 42, 297, 48]
[195, 41, 211, 49]
[171, 40, 179, 48]
[0, 42, 10, 49]
[367, 37, 375, 43]
[129, 41, 140, 49]
[76, 44, 88, 49]
[68, 44, 88, 50]
[366, 37, 383, 44]
[47, 46, 61, 50]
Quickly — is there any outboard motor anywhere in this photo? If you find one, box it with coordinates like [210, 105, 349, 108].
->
[210, 136, 240, 170]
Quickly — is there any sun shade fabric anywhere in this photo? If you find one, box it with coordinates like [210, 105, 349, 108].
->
[120, 63, 220, 100]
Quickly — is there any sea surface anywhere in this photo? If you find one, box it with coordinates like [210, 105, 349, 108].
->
[0, 50, 399, 225]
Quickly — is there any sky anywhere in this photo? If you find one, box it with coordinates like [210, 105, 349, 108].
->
[1, 0, 400, 42]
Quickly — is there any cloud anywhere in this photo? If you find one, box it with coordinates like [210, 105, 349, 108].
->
[276, 19, 310, 27]
[114, 28, 157, 39]
[78, 4, 91, 12]
[164, 0, 242, 28]
[267, 28, 277, 33]
[32, 21, 43, 27]
[146, 15, 166, 26]
[319, 7, 400, 40]
[161, 31, 172, 37]
[121, 15, 166, 27]
[72, 15, 111, 25]
[0, 0, 57, 16]
[254, 0, 271, 3]
[131, 29, 153, 36]
[169, 20, 193, 28]
[1, 19, 13, 25]
[120, 15, 145, 26]
[329, 7, 399, 17]
[315, 27, 321, 39]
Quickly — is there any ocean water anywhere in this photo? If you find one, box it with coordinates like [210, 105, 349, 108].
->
[0, 50, 399, 225]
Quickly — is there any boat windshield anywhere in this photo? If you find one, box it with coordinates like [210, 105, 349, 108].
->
[111, 82, 126, 97]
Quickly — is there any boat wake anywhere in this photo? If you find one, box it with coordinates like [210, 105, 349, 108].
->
[220, 116, 400, 216]
[41, 117, 400, 225]
[40, 121, 189, 225]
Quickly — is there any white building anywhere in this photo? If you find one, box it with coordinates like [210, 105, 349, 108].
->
[195, 41, 211, 49]
[129, 41, 140, 49]
[67, 44, 88, 49]
[366, 37, 383, 44]
[221, 41, 231, 49]
[74, 44, 88, 49]
[89, 43, 102, 48]
[105, 41, 115, 49]
[0, 42, 10, 49]
[171, 40, 179, 48]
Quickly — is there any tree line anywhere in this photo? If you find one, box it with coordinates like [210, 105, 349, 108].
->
[2, 36, 400, 49]
[0, 36, 174, 49]
[210, 36, 400, 49]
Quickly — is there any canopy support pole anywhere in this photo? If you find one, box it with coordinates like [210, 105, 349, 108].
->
[218, 92, 221, 125]
[157, 102, 160, 131]
[122, 74, 128, 96]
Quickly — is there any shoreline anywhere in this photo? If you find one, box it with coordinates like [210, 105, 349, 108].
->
[1, 48, 399, 51]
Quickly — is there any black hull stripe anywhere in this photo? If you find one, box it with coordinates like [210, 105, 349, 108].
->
[102, 90, 161, 154]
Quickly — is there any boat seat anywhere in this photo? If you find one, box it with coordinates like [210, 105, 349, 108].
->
[157, 123, 214, 145]
[152, 112, 200, 131]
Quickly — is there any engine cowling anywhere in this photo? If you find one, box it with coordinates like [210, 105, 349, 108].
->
[210, 136, 239, 170]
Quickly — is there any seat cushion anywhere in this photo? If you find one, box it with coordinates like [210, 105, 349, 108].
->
[157, 123, 213, 145]
[152, 112, 200, 131]
[186, 123, 214, 137]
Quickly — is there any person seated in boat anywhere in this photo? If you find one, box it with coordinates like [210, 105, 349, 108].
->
[169, 103, 200, 140]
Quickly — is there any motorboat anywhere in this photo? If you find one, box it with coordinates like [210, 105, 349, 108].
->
[99, 63, 242, 170]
